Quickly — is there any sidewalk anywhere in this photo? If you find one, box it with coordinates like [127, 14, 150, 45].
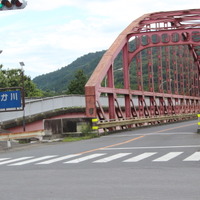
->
[0, 140, 37, 152]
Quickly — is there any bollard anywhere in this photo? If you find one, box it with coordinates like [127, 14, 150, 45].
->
[92, 118, 99, 134]
[7, 140, 11, 148]
[197, 114, 200, 133]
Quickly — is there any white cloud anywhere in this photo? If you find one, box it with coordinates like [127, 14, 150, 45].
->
[26, 0, 74, 11]
[0, 0, 199, 78]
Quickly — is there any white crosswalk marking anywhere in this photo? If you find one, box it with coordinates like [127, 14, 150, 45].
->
[37, 154, 80, 165]
[123, 152, 157, 162]
[183, 152, 200, 161]
[0, 157, 33, 165]
[0, 158, 10, 162]
[9, 155, 57, 166]
[153, 152, 183, 162]
[1, 151, 200, 167]
[65, 154, 106, 163]
[93, 153, 131, 163]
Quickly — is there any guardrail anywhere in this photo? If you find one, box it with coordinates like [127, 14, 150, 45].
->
[197, 114, 200, 133]
[0, 130, 45, 148]
[97, 113, 198, 130]
[0, 113, 197, 148]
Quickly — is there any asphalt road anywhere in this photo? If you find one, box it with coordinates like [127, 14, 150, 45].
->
[0, 120, 200, 200]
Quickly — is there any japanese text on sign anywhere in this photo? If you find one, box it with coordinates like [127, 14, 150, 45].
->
[0, 91, 22, 109]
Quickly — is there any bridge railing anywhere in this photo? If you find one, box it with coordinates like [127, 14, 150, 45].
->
[0, 95, 85, 123]
[0, 95, 125, 123]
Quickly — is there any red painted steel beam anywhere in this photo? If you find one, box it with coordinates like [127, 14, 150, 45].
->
[85, 9, 200, 127]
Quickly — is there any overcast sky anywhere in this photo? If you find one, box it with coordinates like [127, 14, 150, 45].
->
[0, 0, 199, 78]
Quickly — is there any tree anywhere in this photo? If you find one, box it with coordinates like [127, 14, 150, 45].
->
[67, 69, 88, 94]
[0, 65, 43, 97]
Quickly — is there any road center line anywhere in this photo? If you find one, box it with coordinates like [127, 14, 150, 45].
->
[77, 122, 196, 155]
[78, 135, 145, 155]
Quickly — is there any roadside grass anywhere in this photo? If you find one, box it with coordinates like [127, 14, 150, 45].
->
[62, 124, 99, 142]
[62, 133, 99, 142]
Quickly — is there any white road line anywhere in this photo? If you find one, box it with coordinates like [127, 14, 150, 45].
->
[153, 152, 183, 162]
[105, 132, 193, 137]
[37, 154, 80, 165]
[0, 157, 33, 165]
[9, 155, 57, 166]
[123, 152, 157, 162]
[183, 152, 200, 161]
[103, 145, 200, 150]
[0, 158, 10, 161]
[65, 154, 106, 164]
[93, 153, 131, 163]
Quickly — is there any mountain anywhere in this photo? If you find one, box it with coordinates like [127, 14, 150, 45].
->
[33, 50, 106, 93]
[33, 44, 180, 95]
[33, 39, 157, 95]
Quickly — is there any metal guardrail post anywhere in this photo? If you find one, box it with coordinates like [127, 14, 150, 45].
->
[92, 118, 99, 133]
[7, 139, 11, 148]
[197, 114, 200, 133]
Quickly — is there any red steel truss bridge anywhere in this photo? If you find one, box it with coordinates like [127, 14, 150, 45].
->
[85, 9, 200, 130]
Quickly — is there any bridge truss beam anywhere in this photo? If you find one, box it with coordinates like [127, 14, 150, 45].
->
[85, 9, 200, 130]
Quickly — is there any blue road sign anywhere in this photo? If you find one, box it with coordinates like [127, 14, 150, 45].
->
[0, 90, 22, 109]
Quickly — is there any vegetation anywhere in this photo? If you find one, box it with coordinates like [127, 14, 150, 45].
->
[66, 69, 88, 94]
[62, 134, 98, 142]
[32, 48, 159, 95]
[33, 50, 106, 94]
[32, 44, 193, 96]
[62, 123, 99, 142]
[0, 41, 192, 99]
[0, 65, 43, 97]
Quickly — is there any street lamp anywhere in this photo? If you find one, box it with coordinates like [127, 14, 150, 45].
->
[19, 61, 25, 68]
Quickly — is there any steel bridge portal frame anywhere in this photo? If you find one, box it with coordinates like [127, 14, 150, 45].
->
[85, 9, 200, 128]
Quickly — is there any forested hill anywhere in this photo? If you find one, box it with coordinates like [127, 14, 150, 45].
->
[33, 50, 106, 93]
